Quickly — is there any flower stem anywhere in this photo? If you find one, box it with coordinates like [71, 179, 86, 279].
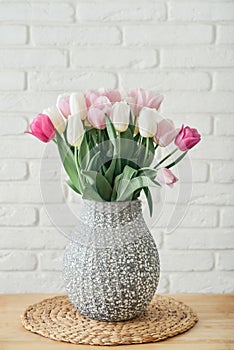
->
[154, 148, 178, 169]
[166, 150, 188, 169]
[143, 137, 149, 165]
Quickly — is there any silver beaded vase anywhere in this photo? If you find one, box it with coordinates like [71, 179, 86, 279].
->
[63, 199, 160, 321]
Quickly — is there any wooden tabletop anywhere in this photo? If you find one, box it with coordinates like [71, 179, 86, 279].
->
[0, 294, 233, 349]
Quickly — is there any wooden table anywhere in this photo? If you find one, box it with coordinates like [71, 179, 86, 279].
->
[0, 294, 233, 349]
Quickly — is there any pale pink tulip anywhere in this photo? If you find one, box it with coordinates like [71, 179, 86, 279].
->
[175, 125, 201, 151]
[99, 88, 121, 103]
[157, 168, 178, 187]
[128, 88, 164, 116]
[154, 119, 178, 147]
[88, 107, 106, 129]
[56, 94, 70, 119]
[25, 114, 55, 143]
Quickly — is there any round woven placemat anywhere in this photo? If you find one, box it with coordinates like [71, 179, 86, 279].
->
[21, 295, 198, 346]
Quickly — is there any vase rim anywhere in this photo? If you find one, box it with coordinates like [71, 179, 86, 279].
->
[82, 199, 141, 205]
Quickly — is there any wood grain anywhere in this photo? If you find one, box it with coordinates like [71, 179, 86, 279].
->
[0, 294, 234, 349]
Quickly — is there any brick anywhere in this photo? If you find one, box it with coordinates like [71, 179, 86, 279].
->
[0, 72, 25, 91]
[32, 25, 121, 45]
[0, 2, 74, 22]
[165, 229, 234, 250]
[220, 208, 234, 228]
[214, 115, 234, 135]
[162, 47, 234, 68]
[160, 251, 214, 271]
[40, 204, 80, 227]
[0, 49, 67, 69]
[190, 137, 234, 160]
[162, 92, 234, 113]
[0, 117, 27, 136]
[0, 251, 37, 271]
[156, 274, 169, 293]
[124, 24, 212, 45]
[77, 2, 166, 21]
[169, 2, 234, 21]
[71, 48, 157, 68]
[0, 206, 37, 226]
[120, 71, 211, 91]
[39, 251, 63, 271]
[0, 272, 64, 293]
[29, 71, 117, 91]
[0, 161, 28, 180]
[0, 139, 45, 159]
[29, 160, 64, 182]
[168, 114, 212, 135]
[217, 252, 234, 270]
[0, 183, 65, 204]
[0, 25, 27, 44]
[214, 72, 234, 91]
[170, 272, 234, 293]
[211, 162, 234, 183]
[217, 25, 234, 44]
[0, 228, 68, 249]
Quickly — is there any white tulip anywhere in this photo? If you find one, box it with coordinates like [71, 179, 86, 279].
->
[138, 107, 159, 138]
[70, 92, 87, 120]
[67, 114, 84, 147]
[110, 101, 130, 132]
[43, 106, 66, 134]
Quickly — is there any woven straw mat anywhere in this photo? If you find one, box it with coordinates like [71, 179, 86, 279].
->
[21, 294, 198, 346]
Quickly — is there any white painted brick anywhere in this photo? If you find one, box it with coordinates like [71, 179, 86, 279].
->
[29, 71, 117, 91]
[0, 183, 64, 204]
[0, 117, 27, 136]
[77, 2, 166, 21]
[217, 252, 234, 270]
[0, 272, 64, 293]
[71, 48, 157, 68]
[40, 204, 80, 227]
[220, 208, 234, 228]
[169, 2, 234, 21]
[120, 71, 211, 91]
[165, 229, 234, 250]
[0, 251, 37, 271]
[0, 92, 58, 112]
[0, 228, 67, 250]
[0, 139, 45, 159]
[29, 160, 64, 182]
[162, 47, 234, 68]
[211, 162, 234, 184]
[0, 206, 37, 226]
[0, 72, 25, 91]
[168, 114, 212, 135]
[32, 25, 121, 45]
[162, 92, 234, 113]
[170, 272, 234, 293]
[0, 3, 74, 22]
[160, 251, 214, 271]
[39, 251, 63, 271]
[0, 49, 67, 69]
[0, 25, 27, 44]
[214, 116, 234, 135]
[214, 72, 234, 91]
[0, 161, 28, 181]
[191, 161, 209, 182]
[156, 274, 169, 294]
[124, 24, 212, 45]
[217, 25, 234, 44]
[190, 137, 234, 160]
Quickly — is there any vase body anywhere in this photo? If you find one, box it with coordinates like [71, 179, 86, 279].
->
[63, 200, 160, 321]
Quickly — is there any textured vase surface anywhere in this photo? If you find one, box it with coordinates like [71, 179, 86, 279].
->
[63, 199, 160, 321]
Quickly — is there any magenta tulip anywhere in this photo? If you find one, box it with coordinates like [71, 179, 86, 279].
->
[56, 94, 70, 119]
[157, 168, 178, 187]
[154, 119, 178, 147]
[128, 88, 164, 116]
[175, 125, 201, 151]
[25, 114, 55, 143]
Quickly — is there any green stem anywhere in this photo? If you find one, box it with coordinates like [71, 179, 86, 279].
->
[154, 148, 178, 169]
[166, 151, 188, 169]
[143, 137, 149, 165]
[117, 134, 121, 173]
[74, 146, 84, 192]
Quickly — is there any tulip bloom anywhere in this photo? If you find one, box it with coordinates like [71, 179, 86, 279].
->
[88, 107, 106, 130]
[157, 168, 178, 187]
[154, 119, 178, 147]
[25, 114, 55, 143]
[70, 92, 87, 120]
[138, 107, 159, 138]
[128, 88, 164, 116]
[56, 94, 70, 119]
[111, 101, 130, 132]
[99, 88, 122, 104]
[67, 114, 84, 147]
[43, 106, 66, 134]
[175, 125, 201, 151]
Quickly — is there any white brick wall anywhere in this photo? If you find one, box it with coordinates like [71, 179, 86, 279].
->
[0, 0, 233, 294]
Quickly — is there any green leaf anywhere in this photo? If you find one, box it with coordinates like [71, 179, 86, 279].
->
[117, 175, 158, 202]
[143, 187, 153, 217]
[166, 151, 188, 169]
[82, 186, 103, 201]
[105, 114, 117, 155]
[104, 157, 117, 186]
[66, 179, 81, 194]
[115, 165, 138, 199]
[78, 132, 90, 170]
[138, 167, 158, 179]
[82, 170, 112, 201]
[87, 150, 101, 171]
[111, 172, 124, 201]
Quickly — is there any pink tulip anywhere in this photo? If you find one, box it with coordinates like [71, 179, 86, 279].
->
[56, 94, 70, 119]
[154, 119, 178, 147]
[99, 88, 122, 103]
[25, 114, 55, 143]
[157, 168, 178, 187]
[84, 90, 99, 109]
[175, 125, 201, 151]
[88, 107, 106, 129]
[128, 88, 164, 116]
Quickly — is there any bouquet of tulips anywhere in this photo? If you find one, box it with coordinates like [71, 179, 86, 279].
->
[25, 88, 201, 215]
